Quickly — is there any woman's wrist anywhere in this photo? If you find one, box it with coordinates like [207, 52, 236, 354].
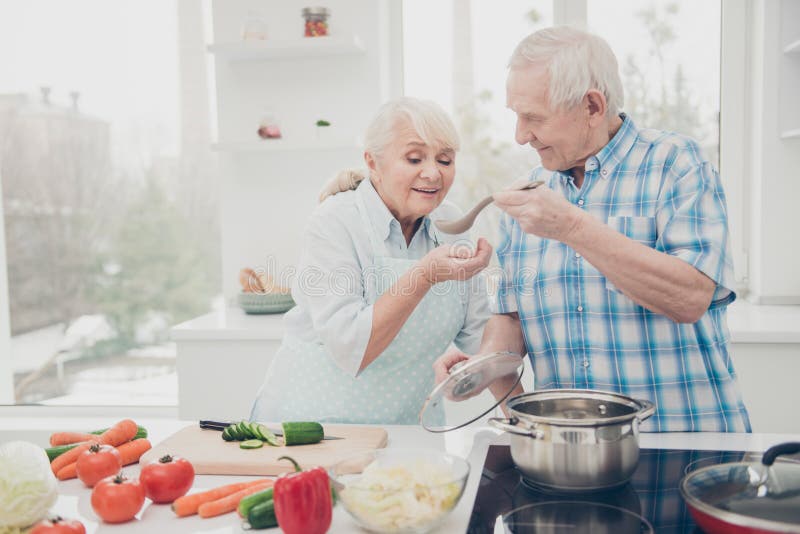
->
[415, 259, 437, 289]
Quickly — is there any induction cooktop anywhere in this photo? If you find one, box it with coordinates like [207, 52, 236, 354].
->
[468, 445, 759, 533]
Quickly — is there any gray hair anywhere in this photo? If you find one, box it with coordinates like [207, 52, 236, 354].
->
[319, 97, 459, 202]
[508, 26, 624, 117]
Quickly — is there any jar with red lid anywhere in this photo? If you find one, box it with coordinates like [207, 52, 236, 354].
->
[302, 7, 329, 37]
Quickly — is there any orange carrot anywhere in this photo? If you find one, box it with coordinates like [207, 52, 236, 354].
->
[172, 479, 273, 517]
[97, 419, 139, 447]
[49, 432, 97, 447]
[56, 461, 79, 480]
[116, 438, 152, 465]
[50, 441, 96, 475]
[197, 481, 274, 518]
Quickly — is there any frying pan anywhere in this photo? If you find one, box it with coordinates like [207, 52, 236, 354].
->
[680, 442, 800, 533]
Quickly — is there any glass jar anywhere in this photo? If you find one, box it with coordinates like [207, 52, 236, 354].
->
[302, 7, 329, 37]
[241, 11, 267, 41]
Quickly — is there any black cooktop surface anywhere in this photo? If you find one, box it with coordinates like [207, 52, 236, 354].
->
[468, 445, 758, 533]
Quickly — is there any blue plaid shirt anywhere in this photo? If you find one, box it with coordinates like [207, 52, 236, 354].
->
[494, 114, 751, 432]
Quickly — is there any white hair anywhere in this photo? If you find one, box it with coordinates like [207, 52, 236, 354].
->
[364, 96, 460, 157]
[508, 26, 624, 117]
[319, 97, 459, 202]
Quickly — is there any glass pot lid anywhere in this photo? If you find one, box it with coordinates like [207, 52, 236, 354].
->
[680, 442, 800, 530]
[418, 351, 524, 432]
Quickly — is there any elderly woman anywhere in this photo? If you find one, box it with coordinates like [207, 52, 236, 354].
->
[250, 97, 492, 424]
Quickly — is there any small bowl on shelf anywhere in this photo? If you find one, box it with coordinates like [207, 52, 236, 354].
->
[329, 448, 470, 533]
[237, 291, 295, 314]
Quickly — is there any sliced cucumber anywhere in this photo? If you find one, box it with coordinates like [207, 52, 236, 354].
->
[255, 423, 279, 446]
[222, 426, 235, 441]
[237, 421, 250, 438]
[240, 439, 264, 449]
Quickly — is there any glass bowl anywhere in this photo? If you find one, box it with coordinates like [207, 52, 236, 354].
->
[329, 448, 470, 533]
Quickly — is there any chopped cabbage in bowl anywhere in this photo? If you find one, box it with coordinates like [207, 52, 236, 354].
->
[331, 449, 470, 533]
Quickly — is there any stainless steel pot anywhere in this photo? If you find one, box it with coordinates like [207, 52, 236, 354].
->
[489, 389, 656, 492]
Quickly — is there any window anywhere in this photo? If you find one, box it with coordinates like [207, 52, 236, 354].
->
[403, 0, 553, 243]
[402, 0, 725, 256]
[0, 1, 221, 406]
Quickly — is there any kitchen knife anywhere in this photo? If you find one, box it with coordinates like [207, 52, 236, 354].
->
[199, 420, 345, 440]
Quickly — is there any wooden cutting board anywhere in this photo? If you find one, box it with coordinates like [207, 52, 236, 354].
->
[140, 424, 388, 475]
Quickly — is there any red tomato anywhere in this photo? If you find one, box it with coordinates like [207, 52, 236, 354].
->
[139, 454, 195, 503]
[76, 443, 122, 487]
[30, 516, 86, 534]
[91, 474, 145, 523]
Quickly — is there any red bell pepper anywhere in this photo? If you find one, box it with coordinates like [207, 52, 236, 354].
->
[273, 456, 332, 534]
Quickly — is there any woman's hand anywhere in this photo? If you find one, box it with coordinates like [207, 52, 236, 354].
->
[420, 237, 492, 285]
[433, 348, 471, 385]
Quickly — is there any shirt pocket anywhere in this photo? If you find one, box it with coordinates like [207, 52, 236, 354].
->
[606, 215, 657, 246]
[605, 216, 657, 297]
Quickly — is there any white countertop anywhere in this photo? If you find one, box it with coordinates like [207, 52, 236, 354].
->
[3, 415, 800, 533]
[172, 300, 800, 344]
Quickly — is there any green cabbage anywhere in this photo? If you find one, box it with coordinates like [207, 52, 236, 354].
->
[0, 441, 58, 528]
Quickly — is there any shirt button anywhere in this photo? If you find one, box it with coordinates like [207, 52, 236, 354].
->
[577, 199, 585, 206]
[601, 169, 608, 176]
[583, 360, 590, 368]
[577, 305, 584, 312]
[575, 252, 581, 258]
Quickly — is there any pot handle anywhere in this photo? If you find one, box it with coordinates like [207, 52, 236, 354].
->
[488, 417, 544, 439]
[636, 399, 656, 423]
[762, 442, 800, 466]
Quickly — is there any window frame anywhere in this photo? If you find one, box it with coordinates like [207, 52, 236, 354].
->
[0, 169, 12, 404]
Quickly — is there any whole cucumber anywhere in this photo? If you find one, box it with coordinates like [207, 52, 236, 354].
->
[246, 499, 277, 529]
[238, 487, 273, 518]
[281, 421, 324, 445]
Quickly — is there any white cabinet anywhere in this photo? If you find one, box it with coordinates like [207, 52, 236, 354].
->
[205, 0, 402, 299]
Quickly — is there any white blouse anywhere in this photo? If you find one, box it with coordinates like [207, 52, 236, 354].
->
[281, 179, 491, 377]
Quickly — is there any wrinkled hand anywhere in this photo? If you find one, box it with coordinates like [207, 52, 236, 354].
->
[420, 237, 492, 285]
[493, 185, 584, 242]
[433, 348, 480, 402]
[433, 348, 471, 386]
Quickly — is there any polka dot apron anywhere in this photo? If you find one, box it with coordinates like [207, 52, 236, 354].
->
[250, 192, 466, 424]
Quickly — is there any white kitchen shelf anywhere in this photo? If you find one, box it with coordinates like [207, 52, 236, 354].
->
[207, 35, 364, 61]
[211, 138, 360, 152]
[784, 39, 800, 55]
[780, 128, 800, 139]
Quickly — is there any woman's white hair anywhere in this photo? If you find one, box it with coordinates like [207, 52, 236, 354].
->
[508, 26, 624, 117]
[319, 97, 459, 202]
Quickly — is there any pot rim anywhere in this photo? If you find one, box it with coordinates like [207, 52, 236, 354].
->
[506, 389, 656, 427]
[679, 460, 800, 533]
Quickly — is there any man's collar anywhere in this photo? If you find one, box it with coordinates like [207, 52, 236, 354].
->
[590, 113, 638, 179]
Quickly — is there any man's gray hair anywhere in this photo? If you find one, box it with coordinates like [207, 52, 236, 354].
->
[508, 26, 624, 117]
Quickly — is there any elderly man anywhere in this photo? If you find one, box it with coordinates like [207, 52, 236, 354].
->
[436, 26, 750, 432]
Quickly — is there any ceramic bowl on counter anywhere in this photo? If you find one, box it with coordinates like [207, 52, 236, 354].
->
[237, 290, 295, 314]
[329, 448, 470, 533]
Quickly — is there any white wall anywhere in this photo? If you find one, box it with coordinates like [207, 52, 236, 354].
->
[208, 0, 402, 299]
